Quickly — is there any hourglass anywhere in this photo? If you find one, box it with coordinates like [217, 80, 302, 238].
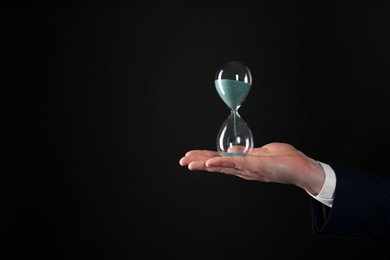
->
[215, 61, 254, 156]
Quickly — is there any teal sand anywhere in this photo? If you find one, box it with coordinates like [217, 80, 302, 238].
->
[215, 79, 251, 110]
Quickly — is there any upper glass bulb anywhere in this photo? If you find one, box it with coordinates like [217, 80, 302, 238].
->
[214, 61, 252, 110]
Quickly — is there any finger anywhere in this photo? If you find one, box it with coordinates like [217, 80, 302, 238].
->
[179, 153, 218, 166]
[187, 161, 244, 175]
[205, 167, 260, 181]
[179, 156, 192, 166]
[205, 156, 247, 169]
[185, 150, 219, 157]
[204, 166, 244, 175]
[187, 162, 255, 182]
[187, 161, 207, 171]
[179, 150, 219, 166]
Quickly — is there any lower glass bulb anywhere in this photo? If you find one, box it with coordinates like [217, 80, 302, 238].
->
[217, 110, 254, 156]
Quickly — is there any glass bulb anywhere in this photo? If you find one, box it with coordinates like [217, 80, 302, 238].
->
[217, 110, 254, 156]
[215, 61, 252, 111]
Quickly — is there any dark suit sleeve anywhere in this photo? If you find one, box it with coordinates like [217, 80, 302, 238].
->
[311, 164, 390, 241]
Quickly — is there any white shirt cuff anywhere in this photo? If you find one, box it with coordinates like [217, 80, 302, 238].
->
[306, 161, 336, 208]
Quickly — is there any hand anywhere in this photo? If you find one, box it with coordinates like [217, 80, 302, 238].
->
[179, 142, 325, 195]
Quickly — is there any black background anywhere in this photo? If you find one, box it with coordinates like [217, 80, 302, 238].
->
[2, 1, 390, 259]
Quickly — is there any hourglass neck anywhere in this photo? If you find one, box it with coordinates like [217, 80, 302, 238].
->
[230, 108, 240, 115]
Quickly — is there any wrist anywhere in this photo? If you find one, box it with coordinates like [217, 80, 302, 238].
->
[299, 159, 326, 195]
